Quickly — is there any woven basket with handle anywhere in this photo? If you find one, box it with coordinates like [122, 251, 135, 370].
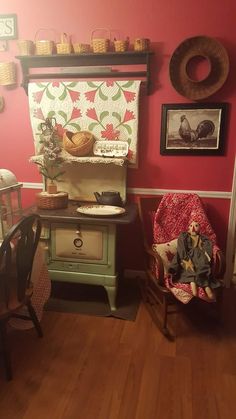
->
[35, 28, 55, 55]
[91, 28, 110, 53]
[56, 33, 72, 54]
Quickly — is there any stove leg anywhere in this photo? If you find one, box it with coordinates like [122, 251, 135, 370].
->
[104, 284, 117, 311]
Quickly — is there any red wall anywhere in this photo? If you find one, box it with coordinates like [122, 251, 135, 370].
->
[1, 0, 235, 268]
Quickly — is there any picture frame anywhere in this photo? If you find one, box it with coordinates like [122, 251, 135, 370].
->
[160, 103, 228, 156]
[0, 14, 18, 40]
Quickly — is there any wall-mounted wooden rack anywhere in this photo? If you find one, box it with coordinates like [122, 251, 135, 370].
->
[16, 51, 153, 94]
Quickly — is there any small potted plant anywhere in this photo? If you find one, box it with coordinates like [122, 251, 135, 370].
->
[35, 118, 68, 210]
[37, 118, 65, 194]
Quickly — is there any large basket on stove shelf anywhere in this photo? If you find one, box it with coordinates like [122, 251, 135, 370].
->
[36, 191, 68, 210]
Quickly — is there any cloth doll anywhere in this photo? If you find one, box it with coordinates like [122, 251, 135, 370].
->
[168, 220, 221, 300]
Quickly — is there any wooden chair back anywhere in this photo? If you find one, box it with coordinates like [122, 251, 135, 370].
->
[0, 213, 42, 380]
[137, 196, 162, 249]
[0, 214, 41, 310]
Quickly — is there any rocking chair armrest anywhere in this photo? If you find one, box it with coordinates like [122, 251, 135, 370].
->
[146, 268, 170, 293]
[144, 245, 165, 286]
[213, 249, 226, 279]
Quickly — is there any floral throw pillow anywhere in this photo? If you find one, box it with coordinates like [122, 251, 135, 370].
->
[152, 239, 178, 274]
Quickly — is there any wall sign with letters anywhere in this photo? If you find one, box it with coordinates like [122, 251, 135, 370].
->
[0, 14, 17, 40]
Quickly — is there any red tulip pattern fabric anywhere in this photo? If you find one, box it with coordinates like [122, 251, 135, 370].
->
[28, 81, 141, 164]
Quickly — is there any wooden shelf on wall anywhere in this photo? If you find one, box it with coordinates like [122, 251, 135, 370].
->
[16, 51, 154, 94]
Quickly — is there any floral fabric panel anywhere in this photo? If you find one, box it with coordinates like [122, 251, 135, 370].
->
[28, 80, 141, 164]
[152, 239, 177, 274]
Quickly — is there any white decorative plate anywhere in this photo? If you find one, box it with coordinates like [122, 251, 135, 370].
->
[76, 205, 126, 217]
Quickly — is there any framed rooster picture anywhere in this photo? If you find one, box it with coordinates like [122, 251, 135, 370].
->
[160, 103, 228, 155]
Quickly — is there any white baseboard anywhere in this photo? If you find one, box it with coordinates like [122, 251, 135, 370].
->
[127, 187, 231, 199]
[22, 182, 43, 189]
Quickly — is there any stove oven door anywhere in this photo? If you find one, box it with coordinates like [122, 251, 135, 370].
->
[48, 222, 116, 276]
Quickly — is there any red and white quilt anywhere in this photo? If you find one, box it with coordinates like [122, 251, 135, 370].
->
[28, 80, 141, 165]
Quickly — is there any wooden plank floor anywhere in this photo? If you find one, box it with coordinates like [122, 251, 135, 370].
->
[1, 287, 236, 419]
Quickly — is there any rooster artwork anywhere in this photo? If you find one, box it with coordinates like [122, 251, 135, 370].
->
[179, 115, 215, 143]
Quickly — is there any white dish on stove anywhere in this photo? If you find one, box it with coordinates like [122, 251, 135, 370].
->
[76, 205, 126, 217]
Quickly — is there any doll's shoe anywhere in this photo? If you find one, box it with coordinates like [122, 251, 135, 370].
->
[190, 282, 198, 296]
[205, 286, 215, 300]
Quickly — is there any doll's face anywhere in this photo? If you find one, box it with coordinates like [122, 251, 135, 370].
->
[188, 221, 200, 236]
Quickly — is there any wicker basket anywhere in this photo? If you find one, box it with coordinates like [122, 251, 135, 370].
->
[0, 96, 4, 112]
[63, 131, 95, 157]
[35, 29, 55, 55]
[0, 62, 16, 86]
[73, 43, 90, 54]
[114, 39, 129, 52]
[56, 33, 72, 54]
[36, 191, 68, 210]
[134, 38, 150, 51]
[17, 40, 34, 56]
[91, 28, 110, 53]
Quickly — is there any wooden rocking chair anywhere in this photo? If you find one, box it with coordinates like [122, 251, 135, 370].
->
[137, 193, 226, 339]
